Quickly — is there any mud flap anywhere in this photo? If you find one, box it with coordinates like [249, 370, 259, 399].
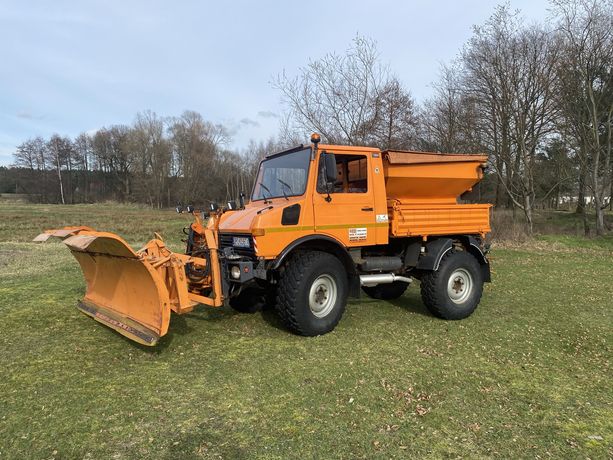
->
[62, 232, 171, 346]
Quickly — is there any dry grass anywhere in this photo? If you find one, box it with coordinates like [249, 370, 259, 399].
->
[490, 208, 612, 243]
[490, 209, 532, 243]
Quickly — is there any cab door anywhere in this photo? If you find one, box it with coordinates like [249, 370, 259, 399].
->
[312, 151, 377, 247]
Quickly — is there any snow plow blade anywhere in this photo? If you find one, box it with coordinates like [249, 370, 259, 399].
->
[64, 232, 171, 345]
[34, 227, 221, 346]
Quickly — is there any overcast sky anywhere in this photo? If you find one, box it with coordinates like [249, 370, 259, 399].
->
[0, 0, 552, 165]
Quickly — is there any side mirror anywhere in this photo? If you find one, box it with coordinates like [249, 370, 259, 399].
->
[323, 152, 337, 184]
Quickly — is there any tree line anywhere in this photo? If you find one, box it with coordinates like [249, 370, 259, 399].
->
[4, 0, 612, 234]
[6, 110, 271, 209]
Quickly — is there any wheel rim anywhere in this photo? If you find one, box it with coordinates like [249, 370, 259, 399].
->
[308, 274, 338, 318]
[447, 268, 473, 304]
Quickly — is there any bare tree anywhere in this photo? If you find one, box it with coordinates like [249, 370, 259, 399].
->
[130, 111, 172, 208]
[462, 6, 519, 211]
[420, 64, 481, 154]
[277, 112, 304, 148]
[460, 6, 560, 233]
[534, 138, 576, 209]
[73, 132, 94, 201]
[368, 78, 418, 150]
[506, 25, 560, 232]
[73, 133, 93, 172]
[14, 137, 45, 170]
[274, 35, 408, 146]
[553, 0, 613, 235]
[93, 126, 134, 199]
[169, 110, 230, 204]
[47, 134, 74, 204]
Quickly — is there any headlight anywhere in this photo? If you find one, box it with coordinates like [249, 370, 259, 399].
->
[230, 265, 241, 279]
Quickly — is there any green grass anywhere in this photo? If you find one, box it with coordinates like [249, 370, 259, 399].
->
[0, 202, 611, 458]
[536, 233, 613, 250]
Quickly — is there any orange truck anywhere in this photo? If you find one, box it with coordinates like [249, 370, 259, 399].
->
[36, 134, 492, 346]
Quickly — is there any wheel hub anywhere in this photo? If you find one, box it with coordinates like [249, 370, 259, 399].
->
[447, 268, 473, 304]
[314, 285, 328, 304]
[452, 277, 465, 294]
[309, 274, 338, 318]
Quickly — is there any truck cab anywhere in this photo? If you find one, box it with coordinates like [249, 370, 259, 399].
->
[218, 143, 389, 258]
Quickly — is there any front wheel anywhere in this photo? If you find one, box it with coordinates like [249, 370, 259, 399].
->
[275, 251, 348, 336]
[420, 250, 483, 320]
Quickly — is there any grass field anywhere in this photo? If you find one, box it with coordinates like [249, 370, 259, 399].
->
[0, 202, 612, 458]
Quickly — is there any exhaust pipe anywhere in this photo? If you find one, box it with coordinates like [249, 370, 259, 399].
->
[359, 273, 412, 287]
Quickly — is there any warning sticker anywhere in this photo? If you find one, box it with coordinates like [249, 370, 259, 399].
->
[349, 227, 367, 241]
[376, 214, 389, 223]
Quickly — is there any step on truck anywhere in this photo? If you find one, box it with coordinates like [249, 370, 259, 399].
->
[35, 134, 492, 346]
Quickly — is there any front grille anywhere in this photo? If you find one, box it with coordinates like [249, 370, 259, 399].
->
[219, 233, 256, 259]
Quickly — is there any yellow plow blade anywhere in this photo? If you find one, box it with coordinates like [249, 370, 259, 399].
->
[34, 221, 222, 346]
[66, 232, 172, 346]
[37, 230, 172, 346]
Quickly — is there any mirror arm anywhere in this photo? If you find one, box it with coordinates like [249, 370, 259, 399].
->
[324, 182, 333, 202]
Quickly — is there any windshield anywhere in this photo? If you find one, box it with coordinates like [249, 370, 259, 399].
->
[252, 148, 311, 201]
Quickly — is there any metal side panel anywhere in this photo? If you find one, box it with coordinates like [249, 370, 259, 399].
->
[389, 203, 492, 237]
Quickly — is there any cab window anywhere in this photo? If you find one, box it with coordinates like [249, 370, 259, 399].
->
[317, 154, 368, 194]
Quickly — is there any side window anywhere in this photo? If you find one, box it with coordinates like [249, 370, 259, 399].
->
[317, 154, 368, 194]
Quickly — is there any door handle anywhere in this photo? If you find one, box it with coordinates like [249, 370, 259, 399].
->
[361, 207, 374, 211]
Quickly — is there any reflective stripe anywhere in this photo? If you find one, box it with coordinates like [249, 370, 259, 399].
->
[265, 225, 312, 233]
[262, 222, 388, 233]
[316, 223, 388, 230]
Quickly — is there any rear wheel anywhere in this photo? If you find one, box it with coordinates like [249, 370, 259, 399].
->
[362, 281, 409, 300]
[420, 250, 483, 319]
[275, 251, 348, 336]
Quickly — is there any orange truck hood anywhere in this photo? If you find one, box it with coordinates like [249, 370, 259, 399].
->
[218, 198, 301, 233]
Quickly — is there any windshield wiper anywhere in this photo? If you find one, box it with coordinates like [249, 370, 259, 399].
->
[258, 182, 272, 204]
[277, 179, 293, 201]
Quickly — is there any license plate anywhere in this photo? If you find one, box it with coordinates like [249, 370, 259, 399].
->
[232, 236, 250, 248]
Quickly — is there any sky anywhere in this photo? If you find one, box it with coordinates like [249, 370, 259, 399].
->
[0, 0, 552, 166]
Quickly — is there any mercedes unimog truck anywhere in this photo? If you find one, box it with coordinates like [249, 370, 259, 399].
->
[36, 134, 492, 345]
